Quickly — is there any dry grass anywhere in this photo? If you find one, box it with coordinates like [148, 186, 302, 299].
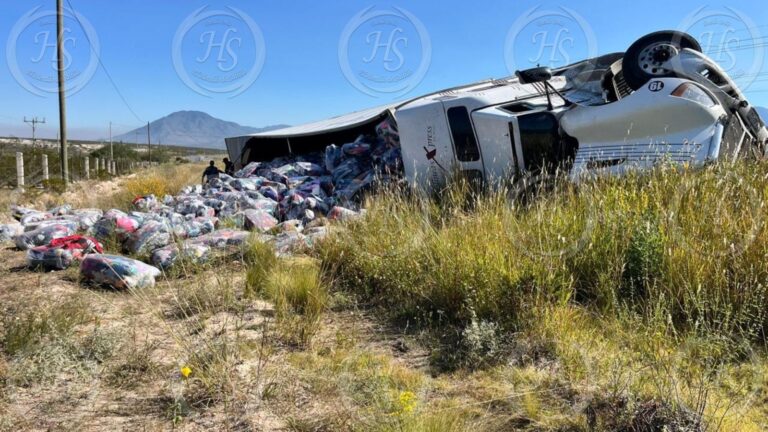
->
[2, 160, 768, 431]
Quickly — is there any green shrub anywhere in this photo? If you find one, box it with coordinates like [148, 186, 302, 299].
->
[244, 238, 278, 298]
[264, 259, 328, 345]
[318, 161, 768, 340]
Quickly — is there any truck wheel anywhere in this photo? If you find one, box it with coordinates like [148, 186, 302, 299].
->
[622, 31, 701, 90]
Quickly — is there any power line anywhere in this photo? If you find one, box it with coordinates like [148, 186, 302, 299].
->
[64, 0, 144, 124]
[23, 117, 46, 144]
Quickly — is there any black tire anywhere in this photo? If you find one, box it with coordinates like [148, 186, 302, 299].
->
[622, 31, 702, 90]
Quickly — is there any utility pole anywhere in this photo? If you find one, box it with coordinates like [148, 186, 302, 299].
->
[109, 121, 113, 160]
[56, 0, 68, 187]
[147, 121, 151, 164]
[23, 117, 46, 145]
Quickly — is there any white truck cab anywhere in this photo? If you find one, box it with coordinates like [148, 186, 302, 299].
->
[226, 31, 766, 193]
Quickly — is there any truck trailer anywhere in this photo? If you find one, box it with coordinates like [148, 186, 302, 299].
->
[226, 31, 768, 192]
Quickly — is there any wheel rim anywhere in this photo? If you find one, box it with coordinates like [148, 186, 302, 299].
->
[638, 42, 680, 76]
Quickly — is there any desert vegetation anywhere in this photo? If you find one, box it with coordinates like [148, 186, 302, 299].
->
[1, 161, 767, 430]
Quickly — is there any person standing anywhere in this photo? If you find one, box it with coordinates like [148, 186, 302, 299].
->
[201, 160, 222, 183]
[223, 157, 235, 176]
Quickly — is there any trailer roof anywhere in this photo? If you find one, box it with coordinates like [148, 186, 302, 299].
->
[244, 102, 403, 139]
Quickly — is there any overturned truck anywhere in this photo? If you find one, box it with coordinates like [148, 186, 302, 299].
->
[226, 31, 768, 193]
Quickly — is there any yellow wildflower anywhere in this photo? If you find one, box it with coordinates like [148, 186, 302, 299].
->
[398, 390, 417, 414]
[180, 366, 192, 378]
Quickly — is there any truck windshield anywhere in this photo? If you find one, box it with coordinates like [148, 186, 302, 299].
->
[447, 106, 480, 162]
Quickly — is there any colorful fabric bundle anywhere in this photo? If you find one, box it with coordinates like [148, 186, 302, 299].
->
[123, 220, 172, 255]
[150, 242, 210, 269]
[80, 254, 161, 290]
[27, 235, 103, 270]
[14, 223, 75, 250]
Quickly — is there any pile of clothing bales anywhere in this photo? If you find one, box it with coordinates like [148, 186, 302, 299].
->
[0, 118, 400, 289]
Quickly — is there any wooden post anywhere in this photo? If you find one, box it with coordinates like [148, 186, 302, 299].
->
[84, 157, 89, 180]
[42, 154, 49, 181]
[16, 152, 24, 189]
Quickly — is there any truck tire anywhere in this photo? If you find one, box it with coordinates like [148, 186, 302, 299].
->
[622, 31, 702, 90]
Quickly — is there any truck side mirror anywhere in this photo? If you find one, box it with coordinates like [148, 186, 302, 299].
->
[515, 67, 553, 84]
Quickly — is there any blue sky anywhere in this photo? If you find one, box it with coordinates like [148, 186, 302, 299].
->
[1, 0, 767, 140]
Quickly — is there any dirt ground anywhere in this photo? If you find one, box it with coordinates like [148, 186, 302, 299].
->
[0, 242, 433, 431]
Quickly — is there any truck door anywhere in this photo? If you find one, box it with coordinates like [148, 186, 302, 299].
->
[514, 111, 562, 174]
[443, 104, 485, 186]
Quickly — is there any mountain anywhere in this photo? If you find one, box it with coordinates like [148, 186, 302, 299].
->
[113, 111, 288, 149]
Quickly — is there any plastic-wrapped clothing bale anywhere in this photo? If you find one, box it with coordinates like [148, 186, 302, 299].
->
[272, 231, 307, 255]
[162, 194, 175, 206]
[28, 246, 75, 270]
[375, 117, 400, 148]
[285, 176, 311, 189]
[175, 200, 215, 218]
[72, 209, 104, 231]
[235, 161, 260, 178]
[188, 229, 250, 249]
[0, 223, 24, 242]
[203, 198, 226, 211]
[230, 178, 259, 191]
[170, 218, 215, 239]
[335, 170, 375, 201]
[274, 219, 302, 233]
[274, 162, 325, 178]
[280, 193, 306, 221]
[80, 254, 161, 290]
[151, 242, 210, 269]
[12, 206, 38, 221]
[332, 158, 363, 185]
[197, 205, 215, 218]
[72, 208, 103, 218]
[91, 214, 141, 241]
[49, 204, 72, 216]
[243, 198, 278, 215]
[327, 206, 361, 222]
[167, 212, 187, 227]
[27, 235, 103, 270]
[262, 180, 288, 194]
[50, 235, 104, 253]
[304, 226, 329, 245]
[296, 178, 328, 198]
[218, 202, 240, 219]
[302, 209, 316, 224]
[123, 220, 172, 255]
[241, 209, 278, 232]
[325, 144, 343, 172]
[23, 218, 80, 234]
[378, 147, 403, 173]
[302, 196, 330, 215]
[151, 209, 185, 226]
[181, 184, 203, 195]
[132, 195, 159, 211]
[258, 185, 280, 201]
[245, 190, 266, 200]
[14, 223, 75, 250]
[342, 141, 371, 157]
[104, 208, 128, 220]
[20, 211, 51, 226]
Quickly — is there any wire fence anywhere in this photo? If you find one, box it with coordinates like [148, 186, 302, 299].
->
[0, 147, 152, 189]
